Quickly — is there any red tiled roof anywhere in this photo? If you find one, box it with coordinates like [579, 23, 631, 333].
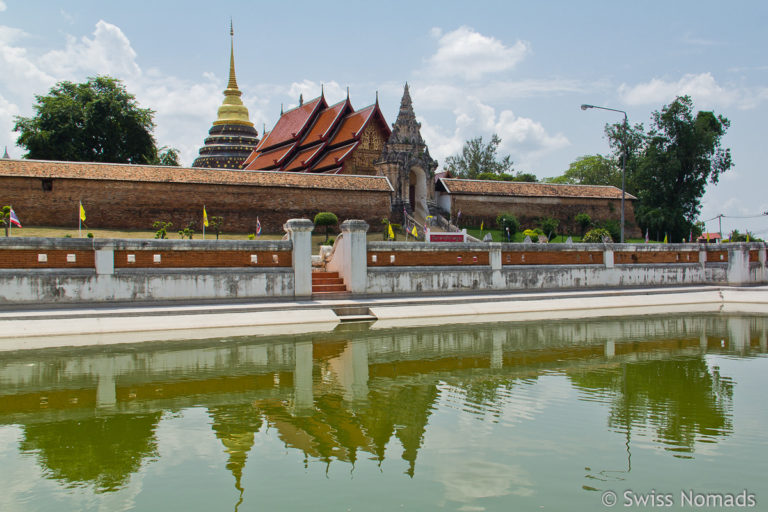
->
[300, 100, 349, 148]
[0, 159, 393, 192]
[244, 143, 295, 170]
[282, 144, 325, 171]
[257, 96, 325, 151]
[329, 105, 375, 146]
[311, 142, 359, 171]
[438, 178, 637, 200]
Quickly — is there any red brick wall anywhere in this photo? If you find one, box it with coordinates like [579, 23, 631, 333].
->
[113, 250, 291, 268]
[502, 251, 604, 265]
[0, 249, 94, 268]
[0, 176, 390, 234]
[368, 250, 489, 266]
[450, 195, 641, 238]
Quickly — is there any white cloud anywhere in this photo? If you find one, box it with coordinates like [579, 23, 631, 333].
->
[38, 20, 141, 79]
[413, 86, 569, 172]
[428, 26, 530, 81]
[618, 72, 768, 110]
[0, 1, 6, 12]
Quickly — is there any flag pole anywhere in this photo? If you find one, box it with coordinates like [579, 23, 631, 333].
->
[8, 205, 11, 236]
[203, 205, 206, 240]
[78, 201, 82, 237]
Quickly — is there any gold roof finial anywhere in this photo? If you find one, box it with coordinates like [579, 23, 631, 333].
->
[214, 19, 253, 127]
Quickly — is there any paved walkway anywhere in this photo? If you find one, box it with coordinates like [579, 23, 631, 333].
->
[1, 285, 766, 352]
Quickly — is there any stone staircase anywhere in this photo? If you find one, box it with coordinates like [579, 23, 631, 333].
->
[311, 271, 347, 295]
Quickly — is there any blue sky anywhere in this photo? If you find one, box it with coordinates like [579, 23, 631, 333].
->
[1, 0, 766, 235]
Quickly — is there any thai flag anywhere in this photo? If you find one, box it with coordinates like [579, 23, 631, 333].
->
[9, 208, 21, 228]
[256, 217, 262, 236]
[644, 229, 649, 243]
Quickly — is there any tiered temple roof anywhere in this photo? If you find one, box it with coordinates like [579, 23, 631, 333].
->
[243, 91, 390, 174]
[193, 23, 259, 169]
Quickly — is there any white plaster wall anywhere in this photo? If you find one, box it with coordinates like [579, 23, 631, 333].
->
[366, 264, 718, 294]
[0, 269, 294, 304]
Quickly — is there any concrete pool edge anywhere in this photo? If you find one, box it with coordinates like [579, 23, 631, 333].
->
[0, 285, 766, 351]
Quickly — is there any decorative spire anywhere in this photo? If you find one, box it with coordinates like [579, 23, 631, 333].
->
[346, 86, 349, 100]
[388, 82, 426, 146]
[375, 90, 379, 105]
[213, 20, 253, 127]
[321, 83, 324, 97]
[299, 93, 303, 106]
[2, 146, 9, 159]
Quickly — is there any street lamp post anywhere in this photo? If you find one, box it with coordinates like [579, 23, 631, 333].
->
[581, 104, 628, 243]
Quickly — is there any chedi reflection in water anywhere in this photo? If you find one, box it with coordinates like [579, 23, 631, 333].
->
[0, 314, 765, 510]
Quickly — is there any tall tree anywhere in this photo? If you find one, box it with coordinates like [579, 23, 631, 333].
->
[608, 96, 731, 240]
[14, 76, 177, 165]
[546, 154, 620, 188]
[444, 134, 514, 178]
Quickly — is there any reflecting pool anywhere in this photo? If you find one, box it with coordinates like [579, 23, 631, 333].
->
[0, 314, 766, 511]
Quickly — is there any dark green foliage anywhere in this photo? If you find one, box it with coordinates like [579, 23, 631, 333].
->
[538, 217, 559, 241]
[546, 155, 620, 187]
[152, 221, 172, 239]
[476, 171, 538, 182]
[208, 215, 224, 239]
[600, 219, 621, 242]
[495, 213, 520, 240]
[607, 96, 732, 241]
[575, 212, 592, 236]
[13, 76, 177, 165]
[178, 222, 195, 240]
[583, 228, 612, 243]
[444, 134, 514, 178]
[314, 212, 339, 242]
[1, 206, 10, 237]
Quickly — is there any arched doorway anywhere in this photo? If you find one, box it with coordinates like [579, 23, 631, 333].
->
[407, 166, 428, 221]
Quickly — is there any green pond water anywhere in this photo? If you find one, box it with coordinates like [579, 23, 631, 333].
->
[0, 314, 766, 511]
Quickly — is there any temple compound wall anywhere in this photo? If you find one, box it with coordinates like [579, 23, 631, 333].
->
[436, 178, 641, 238]
[0, 160, 392, 234]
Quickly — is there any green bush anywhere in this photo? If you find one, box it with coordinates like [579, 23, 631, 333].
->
[86, 232, 94, 238]
[152, 220, 173, 239]
[495, 213, 520, 240]
[247, 233, 255, 240]
[600, 220, 620, 242]
[575, 212, 592, 236]
[538, 217, 559, 241]
[314, 211, 339, 242]
[522, 228, 543, 243]
[583, 228, 612, 243]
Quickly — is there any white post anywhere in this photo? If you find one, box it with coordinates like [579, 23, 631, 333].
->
[338, 220, 369, 293]
[284, 218, 314, 298]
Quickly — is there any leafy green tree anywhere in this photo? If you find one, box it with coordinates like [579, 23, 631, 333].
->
[538, 217, 559, 241]
[495, 213, 520, 240]
[444, 134, 514, 178]
[314, 212, 339, 242]
[575, 212, 592, 236]
[152, 220, 172, 239]
[1, 206, 12, 237]
[546, 155, 621, 188]
[208, 215, 224, 239]
[178, 222, 195, 240]
[606, 96, 732, 241]
[14, 76, 176, 165]
[152, 146, 181, 166]
[477, 171, 537, 182]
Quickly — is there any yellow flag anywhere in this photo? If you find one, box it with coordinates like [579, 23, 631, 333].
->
[663, 234, 668, 243]
[388, 223, 394, 239]
[746, 233, 750, 242]
[480, 220, 484, 231]
[203, 206, 209, 227]
[79, 202, 86, 222]
[706, 232, 710, 242]
[411, 225, 418, 237]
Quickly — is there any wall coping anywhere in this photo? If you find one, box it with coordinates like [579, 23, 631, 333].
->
[0, 237, 292, 251]
[367, 241, 766, 253]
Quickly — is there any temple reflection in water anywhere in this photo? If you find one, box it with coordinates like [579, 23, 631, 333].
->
[0, 314, 765, 498]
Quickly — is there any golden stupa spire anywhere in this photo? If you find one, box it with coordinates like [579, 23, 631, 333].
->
[214, 19, 253, 127]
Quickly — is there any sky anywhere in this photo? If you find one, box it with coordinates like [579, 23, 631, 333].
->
[1, 0, 766, 235]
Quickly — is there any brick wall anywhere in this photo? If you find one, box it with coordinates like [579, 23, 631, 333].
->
[0, 176, 391, 234]
[450, 195, 642, 238]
